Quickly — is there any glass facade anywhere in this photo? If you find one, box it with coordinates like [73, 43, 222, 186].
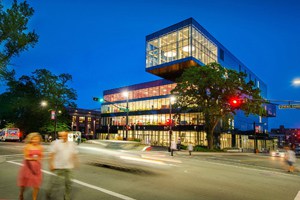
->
[146, 25, 217, 68]
[99, 18, 273, 150]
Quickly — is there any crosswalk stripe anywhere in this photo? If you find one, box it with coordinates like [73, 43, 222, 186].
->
[7, 160, 136, 200]
[294, 191, 300, 200]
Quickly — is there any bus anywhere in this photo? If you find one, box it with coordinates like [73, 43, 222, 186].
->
[0, 128, 21, 141]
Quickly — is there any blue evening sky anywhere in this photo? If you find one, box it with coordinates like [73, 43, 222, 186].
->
[2, 0, 300, 130]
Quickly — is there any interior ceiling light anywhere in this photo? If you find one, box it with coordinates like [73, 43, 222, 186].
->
[182, 45, 195, 52]
[164, 51, 176, 57]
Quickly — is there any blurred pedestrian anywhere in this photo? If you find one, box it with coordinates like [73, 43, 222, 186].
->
[177, 138, 181, 151]
[285, 145, 296, 173]
[18, 132, 43, 200]
[76, 134, 80, 145]
[48, 135, 52, 142]
[46, 131, 78, 200]
[171, 140, 177, 156]
[188, 142, 193, 156]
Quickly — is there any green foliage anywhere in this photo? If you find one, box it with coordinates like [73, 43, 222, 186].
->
[133, 138, 141, 142]
[0, 0, 38, 77]
[4, 122, 16, 128]
[171, 63, 266, 149]
[194, 145, 223, 152]
[0, 69, 77, 134]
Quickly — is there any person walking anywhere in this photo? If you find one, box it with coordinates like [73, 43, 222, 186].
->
[177, 138, 181, 151]
[285, 145, 296, 173]
[76, 134, 81, 145]
[171, 140, 177, 156]
[46, 131, 78, 200]
[18, 132, 43, 200]
[188, 142, 193, 156]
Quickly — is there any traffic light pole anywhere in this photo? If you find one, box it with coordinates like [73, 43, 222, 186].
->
[125, 97, 129, 140]
[254, 122, 257, 153]
[169, 100, 172, 152]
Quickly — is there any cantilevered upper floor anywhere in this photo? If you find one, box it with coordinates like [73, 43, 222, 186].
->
[145, 18, 267, 98]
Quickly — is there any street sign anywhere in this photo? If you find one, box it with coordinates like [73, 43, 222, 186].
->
[279, 104, 300, 109]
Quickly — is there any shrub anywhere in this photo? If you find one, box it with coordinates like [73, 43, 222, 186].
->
[194, 145, 223, 152]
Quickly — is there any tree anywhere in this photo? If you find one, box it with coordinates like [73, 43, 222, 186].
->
[171, 63, 266, 149]
[0, 0, 38, 77]
[0, 69, 77, 135]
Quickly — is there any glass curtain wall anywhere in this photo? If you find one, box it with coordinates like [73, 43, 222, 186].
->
[146, 25, 218, 68]
[105, 113, 204, 126]
[112, 130, 207, 147]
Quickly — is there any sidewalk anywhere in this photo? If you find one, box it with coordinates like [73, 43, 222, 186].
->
[83, 139, 260, 156]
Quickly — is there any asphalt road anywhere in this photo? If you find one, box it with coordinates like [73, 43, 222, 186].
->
[1, 141, 300, 200]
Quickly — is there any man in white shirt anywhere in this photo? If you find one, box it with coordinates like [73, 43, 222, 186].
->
[171, 140, 177, 156]
[46, 131, 78, 200]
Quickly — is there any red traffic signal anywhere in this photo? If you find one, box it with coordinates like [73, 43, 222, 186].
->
[166, 119, 172, 126]
[229, 98, 242, 107]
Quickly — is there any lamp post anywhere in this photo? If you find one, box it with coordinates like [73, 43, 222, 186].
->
[169, 96, 176, 152]
[41, 100, 60, 140]
[123, 91, 129, 140]
[292, 78, 300, 86]
[253, 121, 267, 153]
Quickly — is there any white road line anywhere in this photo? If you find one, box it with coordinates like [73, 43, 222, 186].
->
[294, 191, 300, 200]
[203, 160, 297, 177]
[6, 160, 136, 200]
[0, 154, 24, 157]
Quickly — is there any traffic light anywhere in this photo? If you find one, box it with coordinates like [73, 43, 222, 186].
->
[166, 119, 172, 126]
[229, 98, 242, 108]
[93, 97, 104, 102]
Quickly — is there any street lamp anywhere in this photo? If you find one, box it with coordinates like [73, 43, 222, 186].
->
[122, 91, 129, 140]
[40, 100, 59, 139]
[40, 100, 48, 107]
[169, 96, 176, 152]
[292, 78, 300, 87]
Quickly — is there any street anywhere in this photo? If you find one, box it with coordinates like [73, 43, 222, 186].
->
[1, 141, 300, 200]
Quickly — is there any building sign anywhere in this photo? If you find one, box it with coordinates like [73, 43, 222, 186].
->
[279, 104, 300, 109]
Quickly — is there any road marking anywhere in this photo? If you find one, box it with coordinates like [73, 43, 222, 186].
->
[119, 155, 167, 165]
[0, 154, 23, 157]
[6, 160, 136, 200]
[295, 191, 300, 200]
[203, 160, 298, 177]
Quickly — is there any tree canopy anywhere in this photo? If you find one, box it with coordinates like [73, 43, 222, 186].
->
[171, 63, 266, 149]
[0, 69, 77, 135]
[0, 0, 38, 77]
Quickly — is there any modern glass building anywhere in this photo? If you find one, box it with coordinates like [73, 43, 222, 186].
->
[99, 18, 275, 150]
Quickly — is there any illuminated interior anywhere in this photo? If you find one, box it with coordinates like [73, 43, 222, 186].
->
[146, 25, 218, 68]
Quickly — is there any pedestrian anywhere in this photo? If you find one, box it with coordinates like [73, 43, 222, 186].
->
[46, 131, 78, 200]
[188, 142, 193, 156]
[171, 140, 177, 156]
[177, 138, 181, 151]
[48, 135, 52, 142]
[76, 134, 80, 145]
[18, 132, 43, 200]
[285, 145, 296, 173]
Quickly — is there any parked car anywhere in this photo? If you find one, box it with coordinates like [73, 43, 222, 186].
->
[270, 149, 286, 157]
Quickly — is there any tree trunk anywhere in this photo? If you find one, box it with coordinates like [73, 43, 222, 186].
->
[207, 128, 214, 150]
